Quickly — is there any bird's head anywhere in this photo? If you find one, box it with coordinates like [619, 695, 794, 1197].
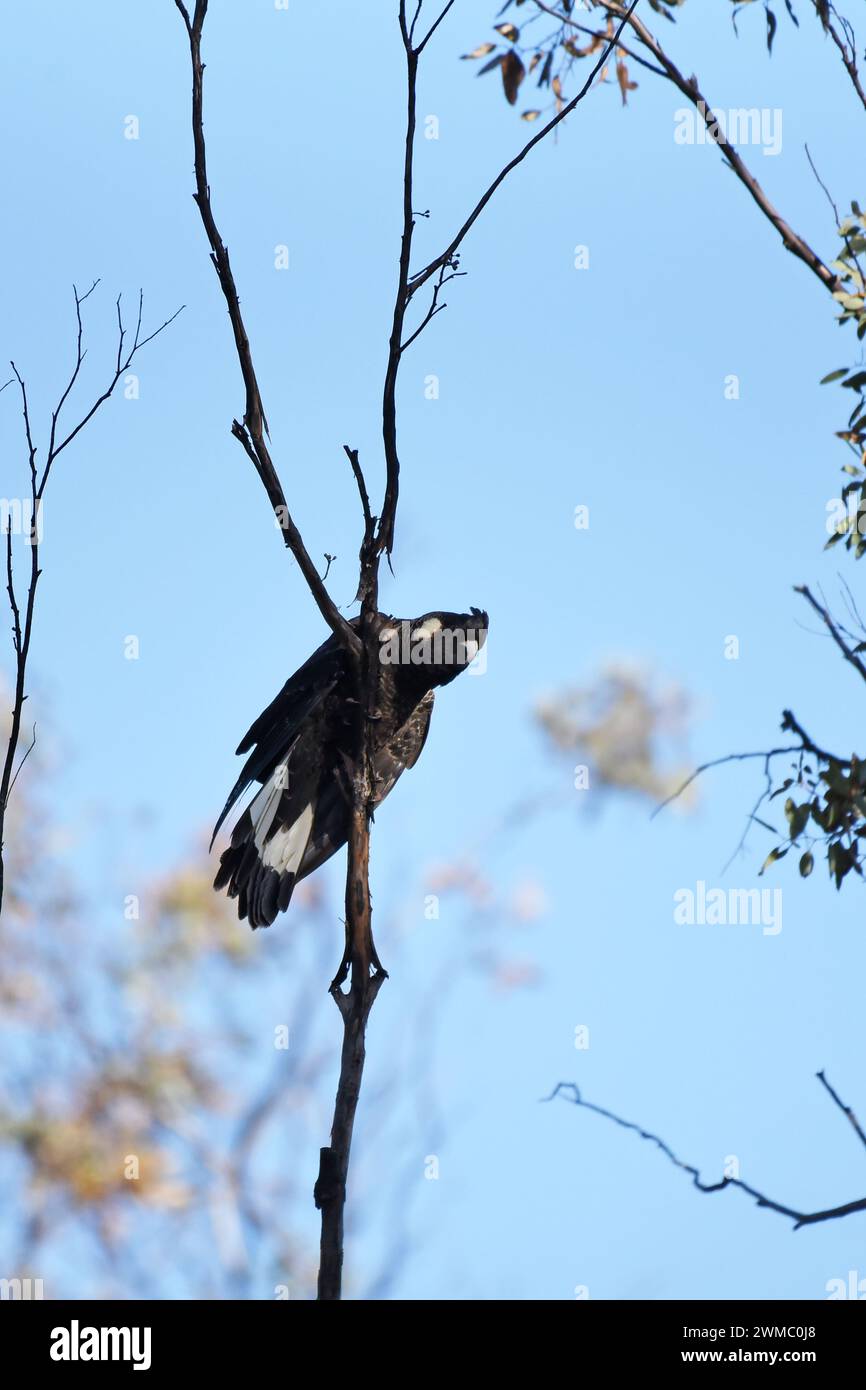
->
[376, 607, 488, 688]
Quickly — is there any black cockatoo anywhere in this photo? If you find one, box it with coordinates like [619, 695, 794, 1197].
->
[212, 608, 488, 927]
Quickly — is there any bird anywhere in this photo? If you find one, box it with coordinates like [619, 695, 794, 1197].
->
[211, 607, 488, 928]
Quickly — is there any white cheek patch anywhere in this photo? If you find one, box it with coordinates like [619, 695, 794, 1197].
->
[379, 627, 398, 642]
[414, 617, 443, 639]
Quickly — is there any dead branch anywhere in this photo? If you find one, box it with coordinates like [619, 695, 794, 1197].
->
[174, 0, 384, 1304]
[0, 284, 180, 914]
[174, 0, 653, 1301]
[810, 0, 866, 115]
[407, 1, 642, 305]
[532, 0, 842, 296]
[547, 1076, 866, 1229]
[173, 0, 360, 659]
[795, 583, 866, 685]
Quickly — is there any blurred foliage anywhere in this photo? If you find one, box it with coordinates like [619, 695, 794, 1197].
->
[0, 691, 545, 1298]
[535, 663, 696, 807]
[0, 748, 323, 1296]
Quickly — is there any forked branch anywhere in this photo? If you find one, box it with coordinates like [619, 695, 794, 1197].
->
[1, 284, 180, 914]
[173, 0, 652, 1302]
[174, 0, 360, 658]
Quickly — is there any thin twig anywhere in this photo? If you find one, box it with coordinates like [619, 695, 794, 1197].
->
[416, 0, 456, 55]
[795, 583, 866, 685]
[812, 1, 866, 115]
[720, 751, 778, 873]
[651, 745, 805, 820]
[570, 1, 843, 295]
[376, 0, 421, 558]
[173, 0, 360, 658]
[531, 0, 667, 77]
[653, 698, 846, 822]
[817, 1069, 866, 1151]
[805, 142, 865, 287]
[408, 1, 643, 303]
[6, 724, 36, 801]
[343, 445, 373, 538]
[400, 260, 465, 353]
[547, 1080, 866, 1230]
[1, 285, 178, 912]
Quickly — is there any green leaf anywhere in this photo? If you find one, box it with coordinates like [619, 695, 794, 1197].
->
[759, 846, 787, 875]
[820, 368, 848, 384]
[799, 851, 814, 877]
[784, 798, 810, 840]
[828, 840, 853, 889]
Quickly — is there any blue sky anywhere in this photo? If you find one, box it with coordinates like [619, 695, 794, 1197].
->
[2, 0, 866, 1299]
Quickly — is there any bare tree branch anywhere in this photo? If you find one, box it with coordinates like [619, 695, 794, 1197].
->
[811, 0, 866, 115]
[174, 0, 389, 1305]
[377, 2, 422, 558]
[375, 0, 640, 560]
[531, 0, 667, 77]
[6, 723, 36, 802]
[547, 1078, 866, 1229]
[795, 583, 866, 685]
[173, 0, 665, 1300]
[400, 259, 466, 354]
[0, 286, 179, 914]
[818, 1068, 866, 1151]
[531, 0, 842, 296]
[415, 0, 457, 56]
[651, 744, 806, 820]
[408, 1, 643, 304]
[172, 0, 360, 658]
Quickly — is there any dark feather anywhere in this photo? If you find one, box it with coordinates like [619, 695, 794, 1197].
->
[212, 609, 488, 929]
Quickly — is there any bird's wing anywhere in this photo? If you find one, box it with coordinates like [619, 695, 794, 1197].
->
[209, 632, 347, 849]
[380, 689, 435, 779]
[213, 699, 333, 927]
[214, 669, 434, 930]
